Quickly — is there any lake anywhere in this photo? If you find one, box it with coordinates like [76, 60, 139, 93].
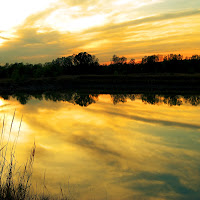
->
[0, 93, 200, 200]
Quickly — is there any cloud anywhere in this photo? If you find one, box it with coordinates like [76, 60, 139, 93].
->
[68, 134, 122, 158]
[116, 172, 198, 199]
[0, 28, 80, 63]
[60, 0, 99, 7]
[22, 5, 60, 28]
[83, 9, 200, 33]
[90, 109, 200, 130]
[0, 3, 200, 64]
[0, 36, 9, 40]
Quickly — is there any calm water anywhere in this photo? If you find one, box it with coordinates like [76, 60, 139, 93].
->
[1, 94, 200, 200]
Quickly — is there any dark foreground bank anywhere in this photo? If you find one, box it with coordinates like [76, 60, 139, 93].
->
[0, 74, 200, 95]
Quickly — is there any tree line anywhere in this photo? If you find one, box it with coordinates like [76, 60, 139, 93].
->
[1, 92, 200, 106]
[0, 52, 200, 81]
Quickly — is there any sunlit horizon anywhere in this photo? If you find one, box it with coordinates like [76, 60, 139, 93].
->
[0, 0, 199, 64]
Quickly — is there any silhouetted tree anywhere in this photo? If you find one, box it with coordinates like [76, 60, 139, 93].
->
[73, 52, 99, 74]
[129, 58, 135, 65]
[110, 94, 136, 105]
[183, 96, 200, 106]
[112, 55, 127, 64]
[0, 52, 200, 79]
[69, 93, 98, 107]
[191, 55, 200, 60]
[168, 54, 183, 61]
[163, 95, 182, 106]
[142, 55, 159, 64]
[13, 93, 31, 105]
[141, 94, 160, 105]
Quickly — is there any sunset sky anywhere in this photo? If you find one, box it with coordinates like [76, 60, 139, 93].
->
[0, 0, 200, 64]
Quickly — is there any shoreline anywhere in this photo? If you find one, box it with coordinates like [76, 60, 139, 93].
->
[0, 74, 200, 95]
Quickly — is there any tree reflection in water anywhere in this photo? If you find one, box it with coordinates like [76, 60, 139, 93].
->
[0, 92, 200, 107]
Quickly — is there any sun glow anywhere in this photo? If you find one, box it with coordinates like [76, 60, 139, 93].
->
[44, 9, 107, 32]
[0, 99, 4, 107]
[0, 0, 199, 63]
[113, 0, 134, 5]
[0, 0, 58, 31]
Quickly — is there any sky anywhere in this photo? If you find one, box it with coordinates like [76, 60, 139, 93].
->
[0, 0, 200, 64]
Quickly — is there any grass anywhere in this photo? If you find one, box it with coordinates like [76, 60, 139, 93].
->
[0, 112, 77, 200]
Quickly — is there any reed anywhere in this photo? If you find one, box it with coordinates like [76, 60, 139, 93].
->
[0, 112, 76, 200]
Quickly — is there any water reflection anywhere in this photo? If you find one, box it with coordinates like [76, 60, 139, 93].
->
[0, 93, 200, 200]
[1, 92, 200, 106]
